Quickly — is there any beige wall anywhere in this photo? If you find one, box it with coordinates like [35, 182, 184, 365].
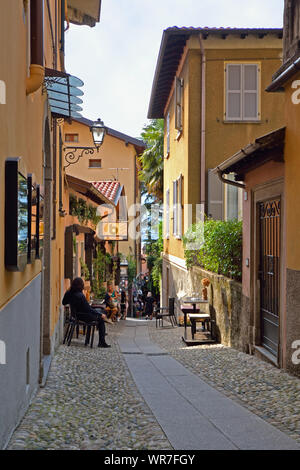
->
[63, 120, 141, 265]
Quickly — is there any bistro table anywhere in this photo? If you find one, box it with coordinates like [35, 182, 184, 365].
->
[181, 296, 213, 345]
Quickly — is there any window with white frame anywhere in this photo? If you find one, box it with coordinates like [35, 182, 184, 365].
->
[225, 63, 260, 121]
[172, 175, 183, 238]
[175, 77, 183, 132]
[165, 188, 170, 238]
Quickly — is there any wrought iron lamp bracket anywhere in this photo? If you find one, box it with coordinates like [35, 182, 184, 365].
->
[63, 146, 99, 168]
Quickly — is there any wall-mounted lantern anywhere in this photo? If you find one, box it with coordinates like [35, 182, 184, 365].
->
[64, 118, 106, 168]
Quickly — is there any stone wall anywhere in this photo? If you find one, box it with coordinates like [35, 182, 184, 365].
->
[162, 257, 249, 353]
[188, 267, 249, 352]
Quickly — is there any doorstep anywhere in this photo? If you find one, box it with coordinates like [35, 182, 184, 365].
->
[254, 346, 279, 368]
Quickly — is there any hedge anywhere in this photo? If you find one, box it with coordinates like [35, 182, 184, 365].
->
[183, 218, 242, 281]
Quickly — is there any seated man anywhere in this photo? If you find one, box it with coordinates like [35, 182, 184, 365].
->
[104, 284, 118, 322]
[62, 277, 111, 348]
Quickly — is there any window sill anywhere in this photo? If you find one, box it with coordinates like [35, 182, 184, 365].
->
[223, 120, 261, 124]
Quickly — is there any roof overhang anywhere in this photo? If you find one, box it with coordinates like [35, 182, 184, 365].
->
[66, 174, 113, 206]
[212, 127, 286, 182]
[148, 27, 283, 119]
[266, 53, 300, 92]
[67, 0, 102, 27]
[73, 116, 146, 154]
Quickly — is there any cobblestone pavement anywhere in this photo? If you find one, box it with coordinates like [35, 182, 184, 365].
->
[8, 322, 172, 450]
[148, 322, 300, 444]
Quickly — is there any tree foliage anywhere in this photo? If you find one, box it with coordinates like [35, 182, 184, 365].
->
[138, 119, 164, 202]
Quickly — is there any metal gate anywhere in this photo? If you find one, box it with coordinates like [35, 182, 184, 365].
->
[259, 198, 281, 358]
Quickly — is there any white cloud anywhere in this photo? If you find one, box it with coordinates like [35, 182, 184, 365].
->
[65, 0, 284, 138]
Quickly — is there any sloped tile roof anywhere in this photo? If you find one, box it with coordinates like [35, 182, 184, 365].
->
[92, 181, 121, 205]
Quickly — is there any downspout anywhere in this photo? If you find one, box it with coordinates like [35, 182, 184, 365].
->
[198, 34, 206, 208]
[216, 168, 245, 189]
[26, 0, 45, 95]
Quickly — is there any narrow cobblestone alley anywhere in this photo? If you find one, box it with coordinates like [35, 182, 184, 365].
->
[7, 319, 300, 450]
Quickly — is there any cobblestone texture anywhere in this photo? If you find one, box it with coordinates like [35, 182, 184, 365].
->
[149, 322, 300, 444]
[8, 323, 172, 450]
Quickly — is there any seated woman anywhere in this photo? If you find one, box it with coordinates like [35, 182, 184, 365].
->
[104, 284, 118, 321]
[62, 277, 111, 348]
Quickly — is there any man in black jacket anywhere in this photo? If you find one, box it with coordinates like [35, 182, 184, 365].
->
[62, 277, 110, 348]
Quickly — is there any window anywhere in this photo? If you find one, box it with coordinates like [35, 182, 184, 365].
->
[225, 174, 243, 221]
[165, 189, 170, 238]
[88, 159, 102, 168]
[175, 77, 183, 132]
[225, 64, 260, 121]
[166, 113, 170, 158]
[65, 133, 79, 142]
[172, 175, 183, 238]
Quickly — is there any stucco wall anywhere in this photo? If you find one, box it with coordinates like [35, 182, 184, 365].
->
[0, 275, 41, 449]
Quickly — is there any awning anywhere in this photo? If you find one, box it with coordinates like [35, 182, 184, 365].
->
[45, 68, 84, 119]
[212, 127, 285, 181]
[67, 0, 102, 27]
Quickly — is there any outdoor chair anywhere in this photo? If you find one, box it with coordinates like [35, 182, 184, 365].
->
[63, 305, 97, 348]
[155, 297, 176, 328]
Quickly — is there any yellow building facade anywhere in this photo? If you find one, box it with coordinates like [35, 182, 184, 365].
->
[0, 0, 101, 449]
[148, 27, 285, 306]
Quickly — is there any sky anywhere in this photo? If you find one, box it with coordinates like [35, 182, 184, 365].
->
[65, 0, 284, 139]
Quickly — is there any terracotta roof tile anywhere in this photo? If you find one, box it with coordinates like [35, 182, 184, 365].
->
[92, 181, 121, 204]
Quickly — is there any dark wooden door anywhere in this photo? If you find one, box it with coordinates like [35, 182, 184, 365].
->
[259, 198, 281, 358]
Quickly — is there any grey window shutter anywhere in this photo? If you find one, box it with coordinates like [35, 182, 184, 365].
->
[207, 169, 224, 220]
[173, 180, 177, 235]
[175, 78, 183, 130]
[165, 189, 170, 238]
[177, 174, 183, 238]
[226, 64, 242, 120]
[226, 174, 239, 220]
[243, 64, 258, 120]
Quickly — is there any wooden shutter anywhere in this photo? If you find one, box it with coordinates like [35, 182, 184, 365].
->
[177, 174, 183, 238]
[243, 64, 259, 120]
[172, 180, 177, 235]
[175, 78, 183, 130]
[165, 188, 170, 238]
[226, 64, 242, 120]
[207, 169, 224, 220]
[166, 113, 170, 156]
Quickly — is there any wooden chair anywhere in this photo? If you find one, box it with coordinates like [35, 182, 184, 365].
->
[156, 297, 176, 328]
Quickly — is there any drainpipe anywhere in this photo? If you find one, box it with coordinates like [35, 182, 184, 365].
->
[26, 0, 45, 95]
[198, 34, 206, 208]
[216, 168, 245, 189]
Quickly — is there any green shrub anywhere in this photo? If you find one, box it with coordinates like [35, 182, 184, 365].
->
[183, 218, 242, 281]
